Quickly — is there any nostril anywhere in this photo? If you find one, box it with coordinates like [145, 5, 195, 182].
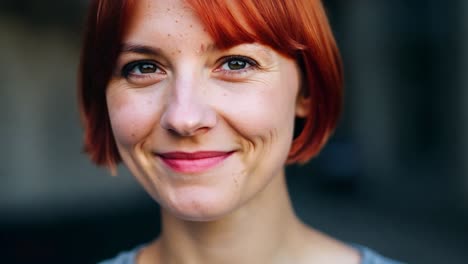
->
[161, 116, 206, 137]
[160, 98, 217, 137]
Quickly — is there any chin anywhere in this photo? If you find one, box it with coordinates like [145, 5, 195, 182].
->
[161, 185, 242, 222]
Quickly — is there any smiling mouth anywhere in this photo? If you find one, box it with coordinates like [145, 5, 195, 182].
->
[156, 151, 234, 173]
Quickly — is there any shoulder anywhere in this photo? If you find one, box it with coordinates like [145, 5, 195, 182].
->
[354, 245, 405, 264]
[97, 245, 143, 264]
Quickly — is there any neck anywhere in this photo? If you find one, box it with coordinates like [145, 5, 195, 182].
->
[156, 170, 305, 264]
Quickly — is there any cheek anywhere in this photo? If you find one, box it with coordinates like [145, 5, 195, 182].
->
[107, 92, 159, 147]
[220, 83, 299, 140]
[233, 97, 289, 133]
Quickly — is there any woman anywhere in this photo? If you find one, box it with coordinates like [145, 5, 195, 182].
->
[79, 0, 402, 263]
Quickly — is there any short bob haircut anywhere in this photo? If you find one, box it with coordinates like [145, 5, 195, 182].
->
[79, 0, 343, 170]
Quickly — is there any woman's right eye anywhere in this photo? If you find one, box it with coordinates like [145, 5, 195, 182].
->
[121, 60, 166, 81]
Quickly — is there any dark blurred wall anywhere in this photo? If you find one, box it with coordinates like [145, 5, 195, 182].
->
[461, 0, 468, 205]
[337, 0, 463, 210]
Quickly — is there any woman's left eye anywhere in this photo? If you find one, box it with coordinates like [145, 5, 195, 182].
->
[217, 56, 258, 72]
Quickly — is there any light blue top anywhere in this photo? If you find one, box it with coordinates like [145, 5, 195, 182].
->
[98, 244, 405, 264]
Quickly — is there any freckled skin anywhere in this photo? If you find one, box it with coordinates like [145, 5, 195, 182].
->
[107, 0, 309, 221]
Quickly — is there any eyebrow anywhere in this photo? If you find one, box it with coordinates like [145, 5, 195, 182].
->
[119, 43, 220, 57]
[119, 43, 274, 61]
[120, 43, 162, 55]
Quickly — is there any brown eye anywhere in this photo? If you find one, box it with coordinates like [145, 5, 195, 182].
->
[138, 63, 157, 73]
[122, 60, 161, 77]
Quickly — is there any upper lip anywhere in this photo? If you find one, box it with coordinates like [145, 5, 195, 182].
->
[156, 151, 234, 160]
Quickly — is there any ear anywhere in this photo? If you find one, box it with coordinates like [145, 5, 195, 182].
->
[295, 93, 311, 118]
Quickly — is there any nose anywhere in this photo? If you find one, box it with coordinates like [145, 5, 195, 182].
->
[160, 80, 217, 137]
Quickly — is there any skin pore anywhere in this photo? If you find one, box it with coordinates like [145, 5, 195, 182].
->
[105, 0, 361, 263]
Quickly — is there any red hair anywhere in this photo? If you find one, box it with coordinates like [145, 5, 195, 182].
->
[78, 0, 343, 169]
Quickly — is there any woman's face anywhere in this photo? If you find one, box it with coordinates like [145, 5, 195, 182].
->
[107, 0, 309, 221]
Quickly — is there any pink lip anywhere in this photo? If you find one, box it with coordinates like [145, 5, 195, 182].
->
[157, 151, 234, 173]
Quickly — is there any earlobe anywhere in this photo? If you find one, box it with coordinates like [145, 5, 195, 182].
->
[295, 95, 311, 118]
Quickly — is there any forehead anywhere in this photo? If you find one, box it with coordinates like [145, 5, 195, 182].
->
[123, 0, 260, 51]
[134, 0, 191, 17]
[126, 0, 198, 32]
[122, 0, 213, 50]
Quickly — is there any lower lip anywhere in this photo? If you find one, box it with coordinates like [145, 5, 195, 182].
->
[158, 153, 233, 174]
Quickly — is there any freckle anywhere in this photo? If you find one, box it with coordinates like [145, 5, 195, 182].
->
[131, 133, 136, 138]
[167, 33, 171, 37]
[167, 8, 170, 11]
[175, 19, 179, 23]
[189, 24, 193, 28]
[177, 50, 182, 54]
[192, 201, 201, 210]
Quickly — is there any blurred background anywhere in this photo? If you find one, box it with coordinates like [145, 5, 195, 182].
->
[1, 0, 467, 263]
